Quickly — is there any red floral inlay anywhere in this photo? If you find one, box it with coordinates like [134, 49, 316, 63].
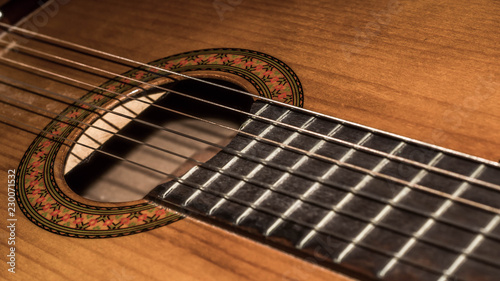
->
[34, 151, 45, 158]
[40, 141, 52, 148]
[93, 94, 104, 101]
[67, 111, 79, 118]
[120, 217, 130, 225]
[135, 71, 145, 79]
[274, 84, 285, 91]
[278, 92, 288, 100]
[155, 209, 166, 216]
[28, 171, 40, 179]
[137, 214, 148, 222]
[29, 180, 40, 188]
[43, 203, 52, 212]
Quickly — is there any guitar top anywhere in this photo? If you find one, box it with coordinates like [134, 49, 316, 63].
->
[0, 0, 498, 280]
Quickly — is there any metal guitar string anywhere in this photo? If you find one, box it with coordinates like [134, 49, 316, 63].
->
[0, 26, 498, 221]
[2, 87, 499, 273]
[0, 22, 498, 195]
[6, 43, 500, 201]
[1, 49, 499, 220]
[0, 111, 488, 279]
[0, 26, 496, 278]
[2, 54, 500, 226]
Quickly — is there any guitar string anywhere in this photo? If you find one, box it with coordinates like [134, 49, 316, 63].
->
[2, 90, 500, 271]
[2, 45, 500, 215]
[4, 75, 500, 246]
[2, 66, 500, 222]
[1, 43, 499, 217]
[0, 23, 499, 194]
[1, 45, 500, 218]
[0, 112, 484, 278]
[4, 30, 500, 194]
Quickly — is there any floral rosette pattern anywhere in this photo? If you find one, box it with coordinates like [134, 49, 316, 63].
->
[16, 48, 304, 238]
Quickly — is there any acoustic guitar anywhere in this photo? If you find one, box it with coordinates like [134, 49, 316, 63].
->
[0, 0, 498, 280]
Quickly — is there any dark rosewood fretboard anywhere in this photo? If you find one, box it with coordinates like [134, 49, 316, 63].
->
[149, 101, 500, 281]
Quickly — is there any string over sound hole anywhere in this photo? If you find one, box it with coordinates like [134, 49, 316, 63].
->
[64, 79, 253, 202]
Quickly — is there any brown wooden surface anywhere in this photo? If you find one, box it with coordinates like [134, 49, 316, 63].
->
[0, 0, 498, 280]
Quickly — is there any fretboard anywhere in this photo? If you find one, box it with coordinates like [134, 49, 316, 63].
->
[148, 101, 500, 281]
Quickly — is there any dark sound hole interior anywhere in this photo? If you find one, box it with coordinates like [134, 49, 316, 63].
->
[64, 78, 254, 202]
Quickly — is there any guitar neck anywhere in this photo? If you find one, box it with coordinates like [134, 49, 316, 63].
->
[150, 101, 500, 280]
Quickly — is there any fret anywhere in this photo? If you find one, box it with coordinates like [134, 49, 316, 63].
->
[334, 141, 412, 262]
[148, 100, 500, 281]
[160, 165, 200, 198]
[438, 215, 500, 281]
[297, 131, 374, 249]
[202, 107, 295, 214]
[378, 164, 487, 278]
[171, 103, 272, 206]
[233, 115, 317, 224]
[264, 123, 343, 236]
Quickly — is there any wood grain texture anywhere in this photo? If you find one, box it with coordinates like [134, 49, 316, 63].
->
[0, 0, 498, 280]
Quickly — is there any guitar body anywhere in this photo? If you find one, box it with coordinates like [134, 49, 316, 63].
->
[0, 0, 498, 280]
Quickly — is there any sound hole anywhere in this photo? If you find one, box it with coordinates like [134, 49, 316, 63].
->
[64, 79, 253, 202]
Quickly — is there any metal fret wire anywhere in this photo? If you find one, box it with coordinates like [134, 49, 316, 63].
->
[438, 215, 500, 281]
[378, 164, 487, 278]
[205, 106, 297, 216]
[333, 141, 411, 262]
[162, 104, 276, 207]
[263, 123, 343, 236]
[183, 105, 301, 210]
[3, 76, 499, 251]
[334, 151, 443, 262]
[200, 105, 283, 214]
[297, 132, 374, 248]
[0, 24, 499, 195]
[231, 114, 318, 225]
[0, 112, 461, 278]
[1, 47, 500, 219]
